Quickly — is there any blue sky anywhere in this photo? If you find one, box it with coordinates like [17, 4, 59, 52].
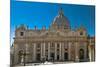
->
[10, 0, 95, 45]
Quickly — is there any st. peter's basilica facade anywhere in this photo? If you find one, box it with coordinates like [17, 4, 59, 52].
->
[11, 8, 95, 65]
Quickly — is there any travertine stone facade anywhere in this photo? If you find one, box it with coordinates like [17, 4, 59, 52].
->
[13, 8, 92, 64]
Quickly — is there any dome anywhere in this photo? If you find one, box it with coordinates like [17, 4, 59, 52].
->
[51, 8, 70, 30]
[16, 24, 27, 31]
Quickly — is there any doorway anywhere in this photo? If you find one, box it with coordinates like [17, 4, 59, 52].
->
[36, 53, 41, 61]
[64, 52, 68, 61]
[50, 53, 54, 61]
[79, 49, 84, 61]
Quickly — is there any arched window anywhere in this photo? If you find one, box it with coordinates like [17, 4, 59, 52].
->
[64, 52, 68, 61]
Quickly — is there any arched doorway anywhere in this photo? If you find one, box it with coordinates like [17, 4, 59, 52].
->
[64, 52, 68, 61]
[57, 55, 59, 61]
[79, 49, 84, 61]
[36, 53, 41, 61]
[50, 53, 54, 61]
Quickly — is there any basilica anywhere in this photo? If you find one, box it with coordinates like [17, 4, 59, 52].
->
[11, 8, 95, 65]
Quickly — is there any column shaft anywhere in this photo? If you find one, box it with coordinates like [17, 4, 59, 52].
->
[43, 42, 45, 58]
[75, 42, 79, 62]
[48, 42, 50, 60]
[33, 43, 36, 61]
[59, 42, 62, 60]
[68, 42, 71, 61]
[61, 42, 64, 61]
[55, 43, 57, 60]
[41, 43, 43, 60]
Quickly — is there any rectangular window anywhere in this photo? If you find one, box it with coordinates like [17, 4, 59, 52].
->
[37, 44, 40, 48]
[50, 43, 55, 47]
[57, 44, 59, 48]
[20, 32, 24, 36]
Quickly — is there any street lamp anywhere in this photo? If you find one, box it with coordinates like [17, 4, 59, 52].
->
[22, 46, 30, 66]
[23, 51, 26, 66]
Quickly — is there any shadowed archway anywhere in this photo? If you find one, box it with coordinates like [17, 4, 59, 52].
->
[79, 49, 84, 61]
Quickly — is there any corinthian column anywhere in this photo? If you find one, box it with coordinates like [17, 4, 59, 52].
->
[48, 42, 50, 60]
[54, 43, 57, 60]
[43, 42, 45, 59]
[59, 42, 62, 60]
[61, 42, 64, 61]
[68, 42, 71, 61]
[75, 42, 79, 62]
[33, 43, 36, 61]
[41, 43, 43, 60]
